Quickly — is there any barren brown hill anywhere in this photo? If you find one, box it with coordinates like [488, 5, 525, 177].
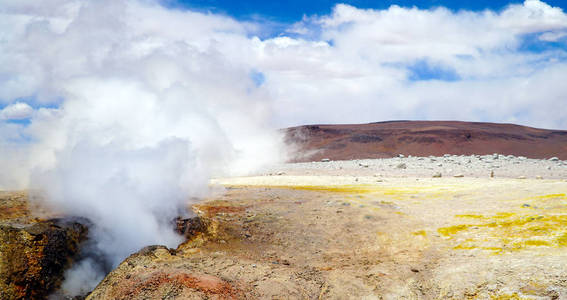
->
[286, 121, 567, 162]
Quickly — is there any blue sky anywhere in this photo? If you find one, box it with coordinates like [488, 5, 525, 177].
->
[167, 0, 567, 22]
[164, 0, 567, 83]
[1, 0, 567, 195]
[1, 0, 567, 133]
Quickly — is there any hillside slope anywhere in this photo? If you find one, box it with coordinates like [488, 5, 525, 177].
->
[286, 121, 567, 162]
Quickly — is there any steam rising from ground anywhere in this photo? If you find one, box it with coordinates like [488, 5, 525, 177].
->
[1, 0, 287, 296]
[1, 0, 567, 296]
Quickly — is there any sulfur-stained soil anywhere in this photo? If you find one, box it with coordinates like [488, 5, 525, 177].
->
[90, 168, 567, 299]
[0, 192, 88, 300]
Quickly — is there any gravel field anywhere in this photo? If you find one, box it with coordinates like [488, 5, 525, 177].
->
[258, 154, 567, 179]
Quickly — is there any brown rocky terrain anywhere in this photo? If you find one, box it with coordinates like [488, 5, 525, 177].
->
[2, 156, 566, 299]
[88, 175, 567, 299]
[286, 121, 567, 162]
[0, 191, 88, 300]
[2, 121, 567, 299]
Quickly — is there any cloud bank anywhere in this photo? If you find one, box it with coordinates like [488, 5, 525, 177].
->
[0, 0, 566, 295]
[272, 0, 567, 128]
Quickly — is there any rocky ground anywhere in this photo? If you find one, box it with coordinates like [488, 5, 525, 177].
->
[88, 154, 567, 299]
[262, 154, 567, 179]
[0, 191, 88, 300]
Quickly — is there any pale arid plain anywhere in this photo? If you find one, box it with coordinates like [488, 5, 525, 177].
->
[87, 154, 567, 299]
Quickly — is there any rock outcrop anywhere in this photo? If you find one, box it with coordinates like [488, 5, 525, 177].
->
[0, 192, 89, 300]
[86, 245, 244, 299]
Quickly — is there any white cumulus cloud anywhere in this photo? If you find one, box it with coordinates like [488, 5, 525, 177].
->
[0, 102, 33, 120]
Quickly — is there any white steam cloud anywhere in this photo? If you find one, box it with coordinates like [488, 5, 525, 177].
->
[59, 258, 105, 297]
[1, 0, 567, 296]
[0, 0, 288, 296]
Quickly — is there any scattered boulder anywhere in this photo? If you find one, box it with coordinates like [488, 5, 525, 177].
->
[433, 172, 442, 178]
[396, 163, 407, 169]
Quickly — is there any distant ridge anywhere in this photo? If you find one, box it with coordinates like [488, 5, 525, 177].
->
[285, 121, 567, 162]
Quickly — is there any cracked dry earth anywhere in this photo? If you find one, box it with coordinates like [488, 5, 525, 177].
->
[90, 175, 567, 299]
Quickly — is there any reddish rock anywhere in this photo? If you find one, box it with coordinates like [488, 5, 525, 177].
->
[86, 246, 245, 300]
[285, 121, 567, 162]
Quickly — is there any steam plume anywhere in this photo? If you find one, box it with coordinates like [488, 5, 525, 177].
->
[1, 0, 286, 296]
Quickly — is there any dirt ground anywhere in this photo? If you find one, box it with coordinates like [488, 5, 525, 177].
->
[90, 174, 567, 299]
